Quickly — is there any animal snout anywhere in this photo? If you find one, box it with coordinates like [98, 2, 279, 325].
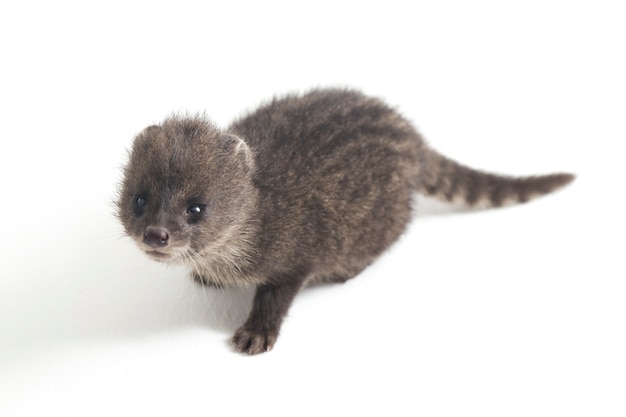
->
[143, 226, 170, 248]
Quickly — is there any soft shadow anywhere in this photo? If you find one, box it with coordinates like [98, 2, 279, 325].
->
[0, 215, 256, 371]
[0, 194, 487, 371]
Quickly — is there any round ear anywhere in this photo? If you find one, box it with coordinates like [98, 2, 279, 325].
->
[218, 134, 255, 172]
[136, 125, 165, 143]
[129, 125, 167, 163]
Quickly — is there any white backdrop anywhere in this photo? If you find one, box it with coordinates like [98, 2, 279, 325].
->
[1, 1, 624, 416]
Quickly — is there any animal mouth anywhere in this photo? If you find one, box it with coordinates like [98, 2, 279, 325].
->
[145, 250, 171, 259]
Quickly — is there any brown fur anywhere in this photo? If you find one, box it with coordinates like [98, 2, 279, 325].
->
[117, 88, 574, 354]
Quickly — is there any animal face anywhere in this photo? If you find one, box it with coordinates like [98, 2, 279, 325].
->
[117, 117, 257, 265]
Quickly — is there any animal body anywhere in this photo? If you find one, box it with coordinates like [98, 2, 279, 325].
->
[117, 88, 574, 355]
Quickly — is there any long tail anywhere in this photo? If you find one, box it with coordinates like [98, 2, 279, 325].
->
[417, 148, 575, 208]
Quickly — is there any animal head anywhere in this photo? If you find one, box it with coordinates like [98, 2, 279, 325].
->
[117, 115, 257, 264]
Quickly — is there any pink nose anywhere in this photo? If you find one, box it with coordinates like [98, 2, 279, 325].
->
[143, 226, 169, 248]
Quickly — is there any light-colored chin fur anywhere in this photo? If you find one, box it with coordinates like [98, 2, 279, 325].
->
[136, 223, 262, 288]
[184, 223, 262, 288]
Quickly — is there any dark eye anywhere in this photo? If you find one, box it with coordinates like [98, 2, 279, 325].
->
[186, 204, 206, 215]
[135, 196, 147, 207]
[133, 195, 148, 216]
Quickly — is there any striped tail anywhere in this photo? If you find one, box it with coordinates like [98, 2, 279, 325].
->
[417, 148, 575, 208]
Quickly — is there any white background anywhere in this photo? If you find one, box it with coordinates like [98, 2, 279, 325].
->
[1, 1, 624, 416]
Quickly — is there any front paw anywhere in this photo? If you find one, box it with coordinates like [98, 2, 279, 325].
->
[231, 326, 278, 355]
